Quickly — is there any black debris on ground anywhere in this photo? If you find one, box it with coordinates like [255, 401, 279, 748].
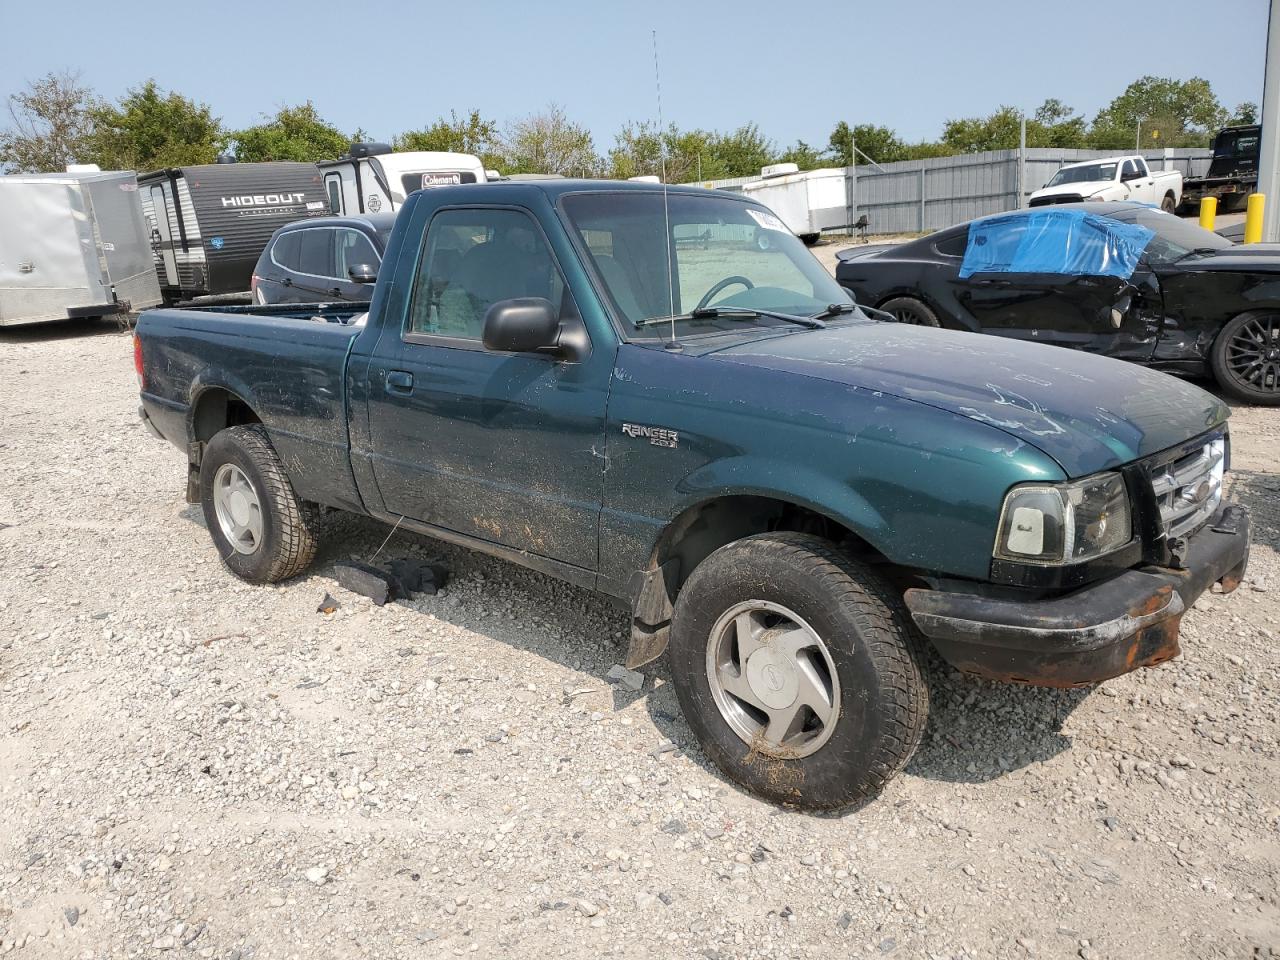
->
[332, 557, 450, 606]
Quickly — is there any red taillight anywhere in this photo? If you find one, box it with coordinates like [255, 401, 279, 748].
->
[250, 274, 260, 301]
[133, 334, 145, 388]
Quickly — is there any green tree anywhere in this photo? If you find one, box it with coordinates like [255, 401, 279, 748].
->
[777, 139, 827, 171]
[941, 105, 1025, 152]
[0, 71, 99, 172]
[827, 122, 909, 165]
[1089, 76, 1227, 148]
[394, 109, 503, 169]
[232, 102, 348, 163]
[703, 123, 775, 179]
[1230, 101, 1259, 125]
[86, 80, 223, 169]
[501, 103, 598, 176]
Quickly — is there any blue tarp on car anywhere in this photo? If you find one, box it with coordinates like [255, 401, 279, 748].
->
[960, 209, 1155, 279]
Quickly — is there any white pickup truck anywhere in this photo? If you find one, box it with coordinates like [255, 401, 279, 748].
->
[1029, 156, 1182, 213]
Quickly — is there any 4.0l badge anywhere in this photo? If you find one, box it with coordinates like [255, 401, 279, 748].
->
[622, 423, 679, 449]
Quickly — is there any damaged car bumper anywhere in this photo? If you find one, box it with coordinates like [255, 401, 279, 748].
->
[904, 504, 1250, 688]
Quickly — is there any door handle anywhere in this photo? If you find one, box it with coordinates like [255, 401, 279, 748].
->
[385, 370, 414, 394]
[281, 277, 293, 287]
[328, 287, 342, 298]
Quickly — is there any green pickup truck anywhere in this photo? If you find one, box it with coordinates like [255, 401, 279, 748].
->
[135, 180, 1251, 810]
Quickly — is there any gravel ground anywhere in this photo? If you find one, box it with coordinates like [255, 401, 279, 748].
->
[1, 317, 1278, 960]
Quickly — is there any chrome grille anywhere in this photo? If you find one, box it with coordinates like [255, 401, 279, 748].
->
[1149, 434, 1226, 539]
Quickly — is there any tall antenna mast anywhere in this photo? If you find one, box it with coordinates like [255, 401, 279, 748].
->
[652, 30, 677, 347]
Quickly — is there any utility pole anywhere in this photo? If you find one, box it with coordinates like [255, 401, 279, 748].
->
[1136, 119, 1142, 151]
[1017, 116, 1027, 208]
[1259, 0, 1280, 241]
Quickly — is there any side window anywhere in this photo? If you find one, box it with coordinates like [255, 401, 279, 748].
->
[1122, 159, 1139, 180]
[325, 176, 343, 214]
[297, 229, 333, 277]
[271, 231, 302, 272]
[407, 208, 564, 340]
[934, 229, 968, 258]
[334, 229, 379, 279]
[1134, 158, 1149, 177]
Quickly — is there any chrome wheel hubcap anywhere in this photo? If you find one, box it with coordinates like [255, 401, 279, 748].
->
[705, 600, 841, 758]
[212, 463, 264, 554]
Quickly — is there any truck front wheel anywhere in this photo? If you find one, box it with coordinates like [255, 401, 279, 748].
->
[199, 424, 321, 583]
[667, 532, 929, 810]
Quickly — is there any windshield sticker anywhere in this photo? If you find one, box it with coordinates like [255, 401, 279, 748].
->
[746, 208, 789, 233]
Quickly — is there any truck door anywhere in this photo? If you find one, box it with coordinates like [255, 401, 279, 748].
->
[149, 184, 179, 286]
[362, 205, 610, 571]
[1122, 158, 1154, 201]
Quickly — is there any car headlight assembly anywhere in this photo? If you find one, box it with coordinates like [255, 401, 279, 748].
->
[994, 473, 1132, 565]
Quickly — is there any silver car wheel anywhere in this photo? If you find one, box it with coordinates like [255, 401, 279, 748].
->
[705, 599, 841, 758]
[212, 463, 264, 555]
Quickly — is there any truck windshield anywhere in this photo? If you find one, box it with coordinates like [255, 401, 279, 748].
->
[561, 191, 853, 336]
[1047, 163, 1117, 186]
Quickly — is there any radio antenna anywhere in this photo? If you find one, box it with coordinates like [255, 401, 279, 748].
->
[652, 30, 678, 348]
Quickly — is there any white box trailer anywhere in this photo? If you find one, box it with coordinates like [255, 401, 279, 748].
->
[740, 165, 848, 245]
[0, 170, 161, 326]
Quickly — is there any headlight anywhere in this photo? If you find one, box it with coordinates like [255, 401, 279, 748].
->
[994, 473, 1132, 565]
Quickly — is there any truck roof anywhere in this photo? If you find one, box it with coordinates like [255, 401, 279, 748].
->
[1055, 155, 1141, 171]
[414, 178, 730, 202]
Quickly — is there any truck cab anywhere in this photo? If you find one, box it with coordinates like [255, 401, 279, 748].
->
[1030, 155, 1182, 213]
[317, 143, 488, 216]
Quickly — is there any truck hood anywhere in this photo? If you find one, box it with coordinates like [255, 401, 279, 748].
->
[709, 323, 1228, 478]
[1031, 182, 1112, 200]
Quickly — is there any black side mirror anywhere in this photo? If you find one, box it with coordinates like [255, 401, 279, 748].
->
[347, 263, 378, 284]
[482, 297, 560, 354]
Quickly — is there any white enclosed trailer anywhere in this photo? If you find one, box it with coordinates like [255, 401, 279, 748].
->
[317, 143, 488, 216]
[0, 170, 161, 326]
[740, 164, 847, 245]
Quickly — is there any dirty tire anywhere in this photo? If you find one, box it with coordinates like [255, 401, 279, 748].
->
[1210, 310, 1280, 405]
[667, 532, 929, 811]
[879, 296, 940, 327]
[1161, 193, 1177, 215]
[199, 424, 321, 583]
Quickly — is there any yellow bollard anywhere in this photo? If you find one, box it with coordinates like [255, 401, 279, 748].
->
[1199, 196, 1217, 231]
[1244, 193, 1265, 244]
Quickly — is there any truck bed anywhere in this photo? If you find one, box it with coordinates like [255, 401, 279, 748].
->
[136, 303, 368, 512]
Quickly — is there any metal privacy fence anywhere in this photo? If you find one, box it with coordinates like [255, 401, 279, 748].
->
[690, 148, 1213, 235]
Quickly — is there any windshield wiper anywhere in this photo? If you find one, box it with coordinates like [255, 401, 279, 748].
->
[1174, 246, 1221, 262]
[809, 302, 859, 321]
[635, 306, 826, 330]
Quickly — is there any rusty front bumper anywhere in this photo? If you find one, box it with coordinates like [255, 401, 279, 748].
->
[904, 504, 1250, 688]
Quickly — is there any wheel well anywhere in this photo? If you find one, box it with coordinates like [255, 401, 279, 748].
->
[654, 495, 884, 599]
[192, 387, 261, 443]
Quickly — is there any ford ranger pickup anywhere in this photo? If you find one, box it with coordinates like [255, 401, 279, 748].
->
[134, 180, 1250, 810]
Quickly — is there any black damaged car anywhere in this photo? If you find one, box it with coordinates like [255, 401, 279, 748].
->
[835, 201, 1280, 405]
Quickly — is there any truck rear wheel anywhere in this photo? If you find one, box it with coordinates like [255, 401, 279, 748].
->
[666, 532, 929, 811]
[199, 424, 321, 583]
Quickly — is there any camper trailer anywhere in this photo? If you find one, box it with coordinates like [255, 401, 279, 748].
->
[0, 169, 161, 327]
[317, 143, 488, 216]
[138, 162, 328, 302]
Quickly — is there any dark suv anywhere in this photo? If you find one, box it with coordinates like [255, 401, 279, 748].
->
[251, 214, 396, 304]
